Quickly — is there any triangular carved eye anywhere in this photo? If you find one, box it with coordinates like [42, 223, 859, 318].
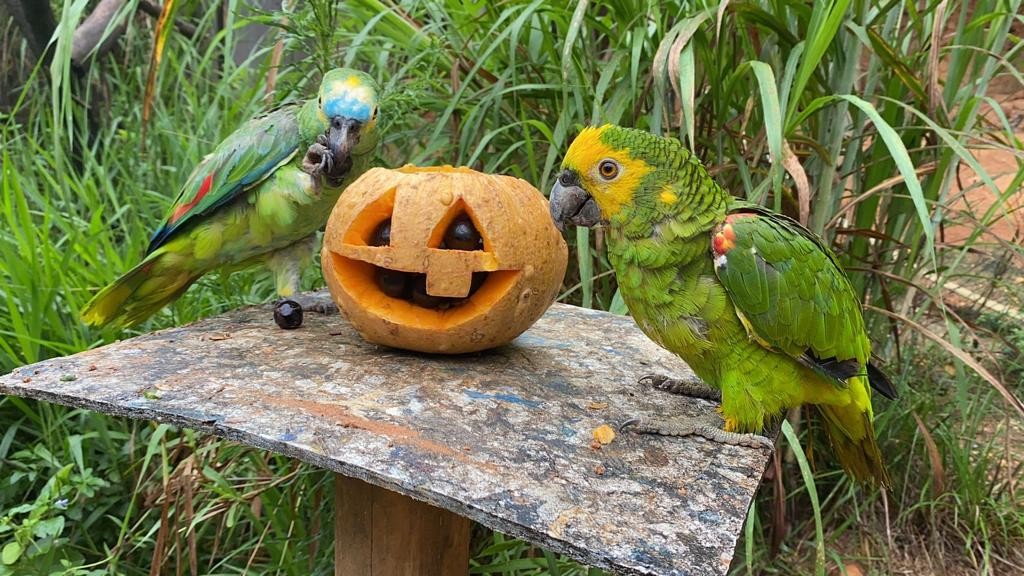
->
[343, 187, 396, 246]
[427, 199, 485, 252]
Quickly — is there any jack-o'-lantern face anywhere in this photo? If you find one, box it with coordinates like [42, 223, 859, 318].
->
[322, 166, 568, 354]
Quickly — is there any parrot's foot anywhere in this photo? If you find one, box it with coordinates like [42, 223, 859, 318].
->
[619, 417, 774, 450]
[638, 373, 722, 402]
[304, 135, 351, 186]
[302, 141, 334, 179]
[305, 300, 338, 315]
[273, 299, 304, 329]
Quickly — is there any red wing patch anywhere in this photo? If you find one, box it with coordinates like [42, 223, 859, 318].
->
[712, 221, 737, 256]
[169, 173, 215, 224]
[724, 213, 756, 224]
[714, 213, 758, 258]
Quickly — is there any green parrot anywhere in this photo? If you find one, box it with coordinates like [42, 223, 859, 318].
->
[549, 125, 896, 486]
[82, 68, 380, 329]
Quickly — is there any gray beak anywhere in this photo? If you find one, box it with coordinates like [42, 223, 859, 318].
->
[327, 117, 362, 165]
[549, 170, 601, 231]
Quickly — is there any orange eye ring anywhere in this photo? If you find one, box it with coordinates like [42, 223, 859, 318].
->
[598, 160, 619, 180]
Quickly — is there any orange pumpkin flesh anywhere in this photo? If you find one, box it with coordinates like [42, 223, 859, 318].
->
[322, 165, 568, 354]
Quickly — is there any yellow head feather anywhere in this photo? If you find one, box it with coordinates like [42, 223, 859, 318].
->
[560, 125, 654, 219]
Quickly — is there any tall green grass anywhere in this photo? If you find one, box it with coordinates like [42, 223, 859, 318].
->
[1, 0, 1022, 574]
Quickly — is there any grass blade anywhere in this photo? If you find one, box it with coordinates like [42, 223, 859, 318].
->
[781, 420, 825, 576]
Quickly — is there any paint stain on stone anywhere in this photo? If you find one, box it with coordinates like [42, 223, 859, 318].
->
[260, 395, 498, 472]
[463, 388, 541, 408]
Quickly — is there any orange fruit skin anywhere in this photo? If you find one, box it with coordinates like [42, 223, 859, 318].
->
[322, 165, 568, 354]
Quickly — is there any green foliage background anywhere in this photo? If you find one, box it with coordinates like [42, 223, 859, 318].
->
[1, 0, 1022, 574]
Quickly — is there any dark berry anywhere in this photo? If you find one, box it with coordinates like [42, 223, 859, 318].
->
[443, 216, 482, 251]
[410, 274, 447, 309]
[375, 267, 409, 299]
[468, 271, 487, 296]
[370, 219, 391, 247]
[274, 299, 303, 329]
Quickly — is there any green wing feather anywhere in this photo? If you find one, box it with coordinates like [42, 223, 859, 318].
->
[711, 204, 871, 372]
[147, 105, 303, 253]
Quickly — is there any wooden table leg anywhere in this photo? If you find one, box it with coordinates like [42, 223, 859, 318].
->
[335, 474, 471, 576]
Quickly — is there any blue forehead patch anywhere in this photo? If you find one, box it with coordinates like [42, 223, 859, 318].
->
[323, 96, 373, 122]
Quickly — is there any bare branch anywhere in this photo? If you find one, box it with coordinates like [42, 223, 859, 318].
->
[70, 0, 127, 67]
[139, 0, 196, 38]
[70, 0, 198, 68]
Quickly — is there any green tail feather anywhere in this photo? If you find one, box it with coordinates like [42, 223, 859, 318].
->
[819, 402, 891, 488]
[81, 250, 197, 328]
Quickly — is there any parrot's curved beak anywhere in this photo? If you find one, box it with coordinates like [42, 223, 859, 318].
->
[327, 116, 362, 175]
[549, 169, 601, 231]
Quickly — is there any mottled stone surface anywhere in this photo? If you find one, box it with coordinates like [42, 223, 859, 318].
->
[0, 290, 770, 576]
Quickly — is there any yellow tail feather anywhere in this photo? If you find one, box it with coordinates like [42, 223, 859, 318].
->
[819, 401, 891, 488]
[81, 251, 197, 328]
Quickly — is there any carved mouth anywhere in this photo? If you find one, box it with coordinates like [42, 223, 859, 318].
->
[330, 254, 522, 328]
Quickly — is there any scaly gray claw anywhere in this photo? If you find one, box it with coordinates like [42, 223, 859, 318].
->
[619, 416, 774, 451]
[302, 142, 333, 177]
[617, 417, 643, 432]
[638, 373, 722, 401]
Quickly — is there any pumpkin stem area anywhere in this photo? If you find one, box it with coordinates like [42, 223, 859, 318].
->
[394, 164, 477, 175]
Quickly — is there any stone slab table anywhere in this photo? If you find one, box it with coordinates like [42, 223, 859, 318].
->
[0, 290, 770, 576]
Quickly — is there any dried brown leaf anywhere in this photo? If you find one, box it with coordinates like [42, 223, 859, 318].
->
[912, 412, 946, 494]
[142, 0, 176, 130]
[781, 140, 810, 226]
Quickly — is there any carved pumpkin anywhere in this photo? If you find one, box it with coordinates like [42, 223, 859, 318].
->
[321, 165, 568, 354]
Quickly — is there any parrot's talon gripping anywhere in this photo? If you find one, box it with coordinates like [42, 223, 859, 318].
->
[302, 142, 334, 178]
[617, 417, 643, 432]
[619, 415, 774, 451]
[306, 301, 337, 315]
[273, 299, 304, 329]
[637, 373, 722, 401]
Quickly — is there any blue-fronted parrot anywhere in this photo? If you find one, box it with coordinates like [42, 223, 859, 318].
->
[82, 68, 380, 329]
[550, 125, 896, 486]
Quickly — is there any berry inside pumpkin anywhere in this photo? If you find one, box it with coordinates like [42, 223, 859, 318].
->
[368, 216, 488, 309]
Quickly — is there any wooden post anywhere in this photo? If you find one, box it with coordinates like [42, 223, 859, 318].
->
[334, 474, 471, 576]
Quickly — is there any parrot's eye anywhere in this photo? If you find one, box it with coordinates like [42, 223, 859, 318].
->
[598, 160, 620, 180]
